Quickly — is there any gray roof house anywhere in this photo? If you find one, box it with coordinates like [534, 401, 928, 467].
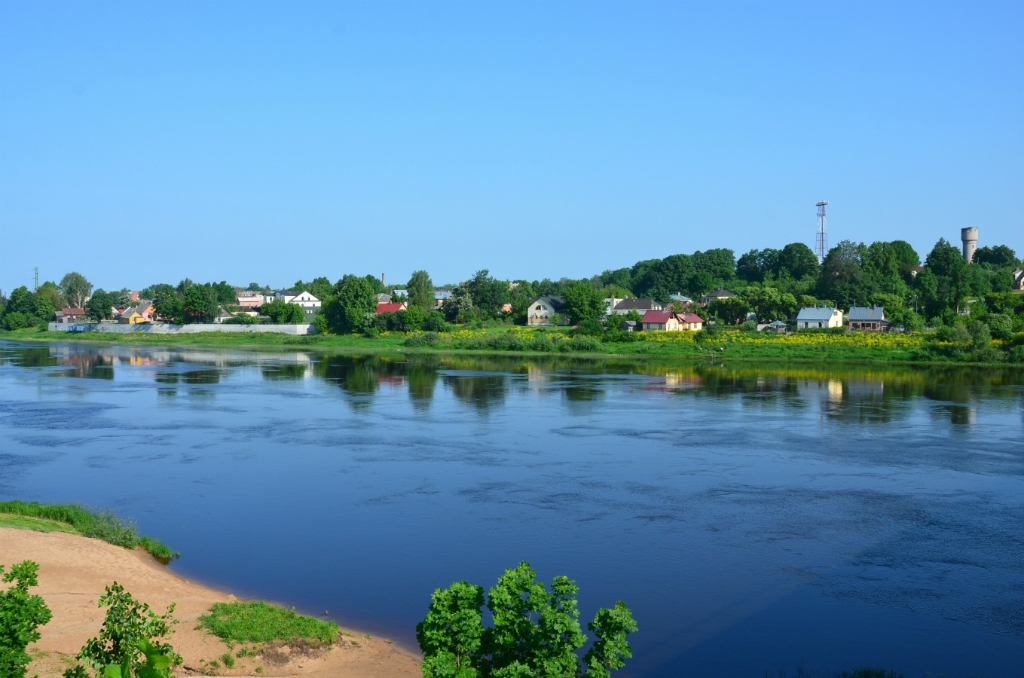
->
[847, 306, 890, 332]
[1013, 268, 1024, 291]
[611, 298, 663, 314]
[795, 306, 843, 330]
[700, 289, 735, 305]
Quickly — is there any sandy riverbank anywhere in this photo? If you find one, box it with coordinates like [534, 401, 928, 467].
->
[0, 528, 421, 678]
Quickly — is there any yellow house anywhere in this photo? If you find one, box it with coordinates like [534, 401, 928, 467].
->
[117, 307, 145, 324]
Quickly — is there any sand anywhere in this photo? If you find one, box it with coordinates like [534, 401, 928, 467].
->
[0, 528, 422, 678]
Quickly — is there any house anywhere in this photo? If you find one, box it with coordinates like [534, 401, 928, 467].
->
[236, 293, 264, 308]
[760, 320, 788, 333]
[620, 320, 640, 332]
[527, 296, 566, 326]
[213, 308, 234, 324]
[1013, 269, 1024, 291]
[795, 306, 844, 330]
[603, 297, 624, 316]
[641, 310, 682, 331]
[374, 293, 392, 304]
[611, 298, 663, 315]
[376, 302, 407, 314]
[54, 308, 88, 324]
[273, 290, 322, 322]
[700, 289, 735, 305]
[501, 303, 513, 314]
[117, 307, 145, 324]
[670, 294, 693, 305]
[136, 301, 157, 322]
[848, 306, 890, 332]
[391, 289, 409, 300]
[677, 313, 704, 331]
[434, 290, 452, 309]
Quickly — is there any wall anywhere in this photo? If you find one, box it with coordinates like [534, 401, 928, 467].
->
[48, 323, 315, 335]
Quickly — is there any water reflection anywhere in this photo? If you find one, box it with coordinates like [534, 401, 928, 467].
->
[2, 342, 1022, 428]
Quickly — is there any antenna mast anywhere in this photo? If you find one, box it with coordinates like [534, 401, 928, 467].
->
[815, 201, 828, 262]
[34, 267, 39, 291]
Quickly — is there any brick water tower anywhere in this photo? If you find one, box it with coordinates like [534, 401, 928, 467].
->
[961, 227, 978, 263]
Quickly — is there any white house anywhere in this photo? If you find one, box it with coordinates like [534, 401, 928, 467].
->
[1013, 269, 1024, 291]
[795, 307, 843, 330]
[271, 290, 321, 322]
[527, 296, 566, 326]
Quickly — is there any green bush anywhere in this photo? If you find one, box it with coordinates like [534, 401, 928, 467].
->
[404, 332, 444, 348]
[422, 311, 450, 333]
[1, 561, 53, 678]
[197, 601, 339, 644]
[2, 312, 31, 331]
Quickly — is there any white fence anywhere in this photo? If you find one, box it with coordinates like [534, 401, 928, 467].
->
[48, 323, 316, 335]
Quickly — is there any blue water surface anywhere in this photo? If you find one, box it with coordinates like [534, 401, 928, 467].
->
[1, 341, 1022, 677]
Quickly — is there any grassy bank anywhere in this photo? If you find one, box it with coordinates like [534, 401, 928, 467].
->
[198, 601, 340, 644]
[0, 501, 179, 563]
[4, 325, 1023, 367]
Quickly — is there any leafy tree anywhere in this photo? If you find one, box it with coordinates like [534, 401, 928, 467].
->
[2, 312, 31, 330]
[598, 268, 632, 292]
[399, 305, 426, 331]
[325, 276, 377, 333]
[707, 296, 751, 324]
[152, 289, 183, 324]
[63, 582, 179, 678]
[777, 243, 820, 280]
[312, 313, 329, 334]
[1, 560, 53, 678]
[364, 274, 387, 295]
[407, 270, 435, 311]
[86, 290, 115, 321]
[467, 271, 510, 319]
[442, 283, 475, 323]
[737, 249, 778, 283]
[973, 245, 1017, 268]
[59, 272, 93, 308]
[305, 277, 333, 302]
[36, 281, 64, 313]
[818, 240, 868, 309]
[181, 285, 218, 324]
[417, 562, 637, 678]
[261, 300, 306, 324]
[422, 311, 450, 333]
[4, 287, 36, 317]
[691, 248, 736, 283]
[140, 284, 174, 302]
[740, 286, 796, 322]
[210, 282, 236, 306]
[563, 281, 605, 324]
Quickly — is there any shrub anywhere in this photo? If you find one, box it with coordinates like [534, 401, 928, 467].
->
[1, 561, 53, 678]
[197, 601, 339, 644]
[2, 312, 31, 331]
[404, 332, 443, 348]
[311, 314, 329, 334]
[422, 311, 450, 333]
[417, 562, 636, 678]
[63, 582, 180, 678]
[574, 319, 605, 337]
[987, 313, 1013, 340]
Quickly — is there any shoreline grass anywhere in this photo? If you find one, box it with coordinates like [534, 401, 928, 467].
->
[197, 601, 340, 645]
[3, 326, 1023, 369]
[0, 500, 179, 563]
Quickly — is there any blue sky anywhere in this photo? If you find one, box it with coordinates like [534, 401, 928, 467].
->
[1, 0, 1021, 293]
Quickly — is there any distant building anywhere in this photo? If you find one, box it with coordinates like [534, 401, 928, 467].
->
[54, 308, 88, 324]
[700, 289, 735, 305]
[620, 320, 640, 332]
[611, 298, 663, 315]
[391, 289, 408, 300]
[761, 320, 788, 333]
[434, 290, 452, 309]
[272, 290, 321, 322]
[848, 306, 890, 332]
[374, 293, 392, 304]
[136, 301, 157, 322]
[236, 293, 264, 308]
[117, 307, 145, 324]
[527, 296, 566, 326]
[603, 297, 624, 316]
[677, 313, 704, 331]
[670, 293, 693, 305]
[641, 310, 682, 331]
[376, 302, 408, 314]
[1013, 269, 1024, 291]
[795, 307, 843, 330]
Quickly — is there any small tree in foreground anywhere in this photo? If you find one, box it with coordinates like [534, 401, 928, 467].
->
[416, 562, 637, 678]
[1, 561, 53, 678]
[63, 582, 179, 678]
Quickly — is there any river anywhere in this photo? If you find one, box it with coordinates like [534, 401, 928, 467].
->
[1, 341, 1022, 677]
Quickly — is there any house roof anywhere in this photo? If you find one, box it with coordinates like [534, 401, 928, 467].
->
[642, 310, 674, 323]
[796, 307, 838, 321]
[670, 294, 693, 303]
[703, 289, 735, 300]
[848, 306, 887, 321]
[434, 290, 453, 299]
[678, 313, 703, 323]
[60, 308, 87, 316]
[529, 295, 566, 309]
[118, 306, 139, 318]
[614, 298, 659, 311]
[768, 320, 788, 327]
[376, 302, 405, 314]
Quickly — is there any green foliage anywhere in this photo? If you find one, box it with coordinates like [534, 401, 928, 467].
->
[739, 286, 797, 322]
[97, 639, 173, 678]
[707, 296, 751, 324]
[422, 311, 451, 333]
[312, 313, 329, 334]
[197, 601, 339, 644]
[86, 290, 115, 321]
[416, 562, 636, 678]
[0, 502, 177, 563]
[261, 300, 306, 324]
[466, 271, 511, 319]
[443, 283, 475, 323]
[562, 281, 605, 324]
[408, 271, 436, 311]
[987, 313, 1013, 340]
[64, 583, 180, 678]
[973, 244, 1017, 267]
[60, 272, 93, 308]
[325, 276, 377, 333]
[2, 312, 31, 331]
[574, 319, 605, 336]
[1, 561, 53, 678]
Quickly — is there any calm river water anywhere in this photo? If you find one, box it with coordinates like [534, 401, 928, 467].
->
[1, 341, 1023, 677]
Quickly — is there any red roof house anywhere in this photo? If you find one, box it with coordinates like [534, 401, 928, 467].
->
[375, 302, 407, 314]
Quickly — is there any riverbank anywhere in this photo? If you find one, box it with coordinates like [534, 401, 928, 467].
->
[0, 528, 421, 678]
[4, 326, 1023, 367]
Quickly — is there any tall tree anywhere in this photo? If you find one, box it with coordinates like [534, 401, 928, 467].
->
[86, 290, 114, 321]
[562, 281, 605, 324]
[59, 272, 92, 308]
[466, 271, 510, 319]
[407, 270, 435, 311]
[325, 276, 377, 333]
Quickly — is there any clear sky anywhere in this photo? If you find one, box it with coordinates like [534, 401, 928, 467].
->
[1, 0, 1021, 293]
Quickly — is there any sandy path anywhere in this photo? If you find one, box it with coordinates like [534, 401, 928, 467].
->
[0, 528, 421, 677]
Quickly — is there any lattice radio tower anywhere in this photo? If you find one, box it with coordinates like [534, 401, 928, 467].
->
[815, 201, 829, 262]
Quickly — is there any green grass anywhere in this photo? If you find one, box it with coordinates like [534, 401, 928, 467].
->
[197, 601, 340, 645]
[0, 500, 179, 563]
